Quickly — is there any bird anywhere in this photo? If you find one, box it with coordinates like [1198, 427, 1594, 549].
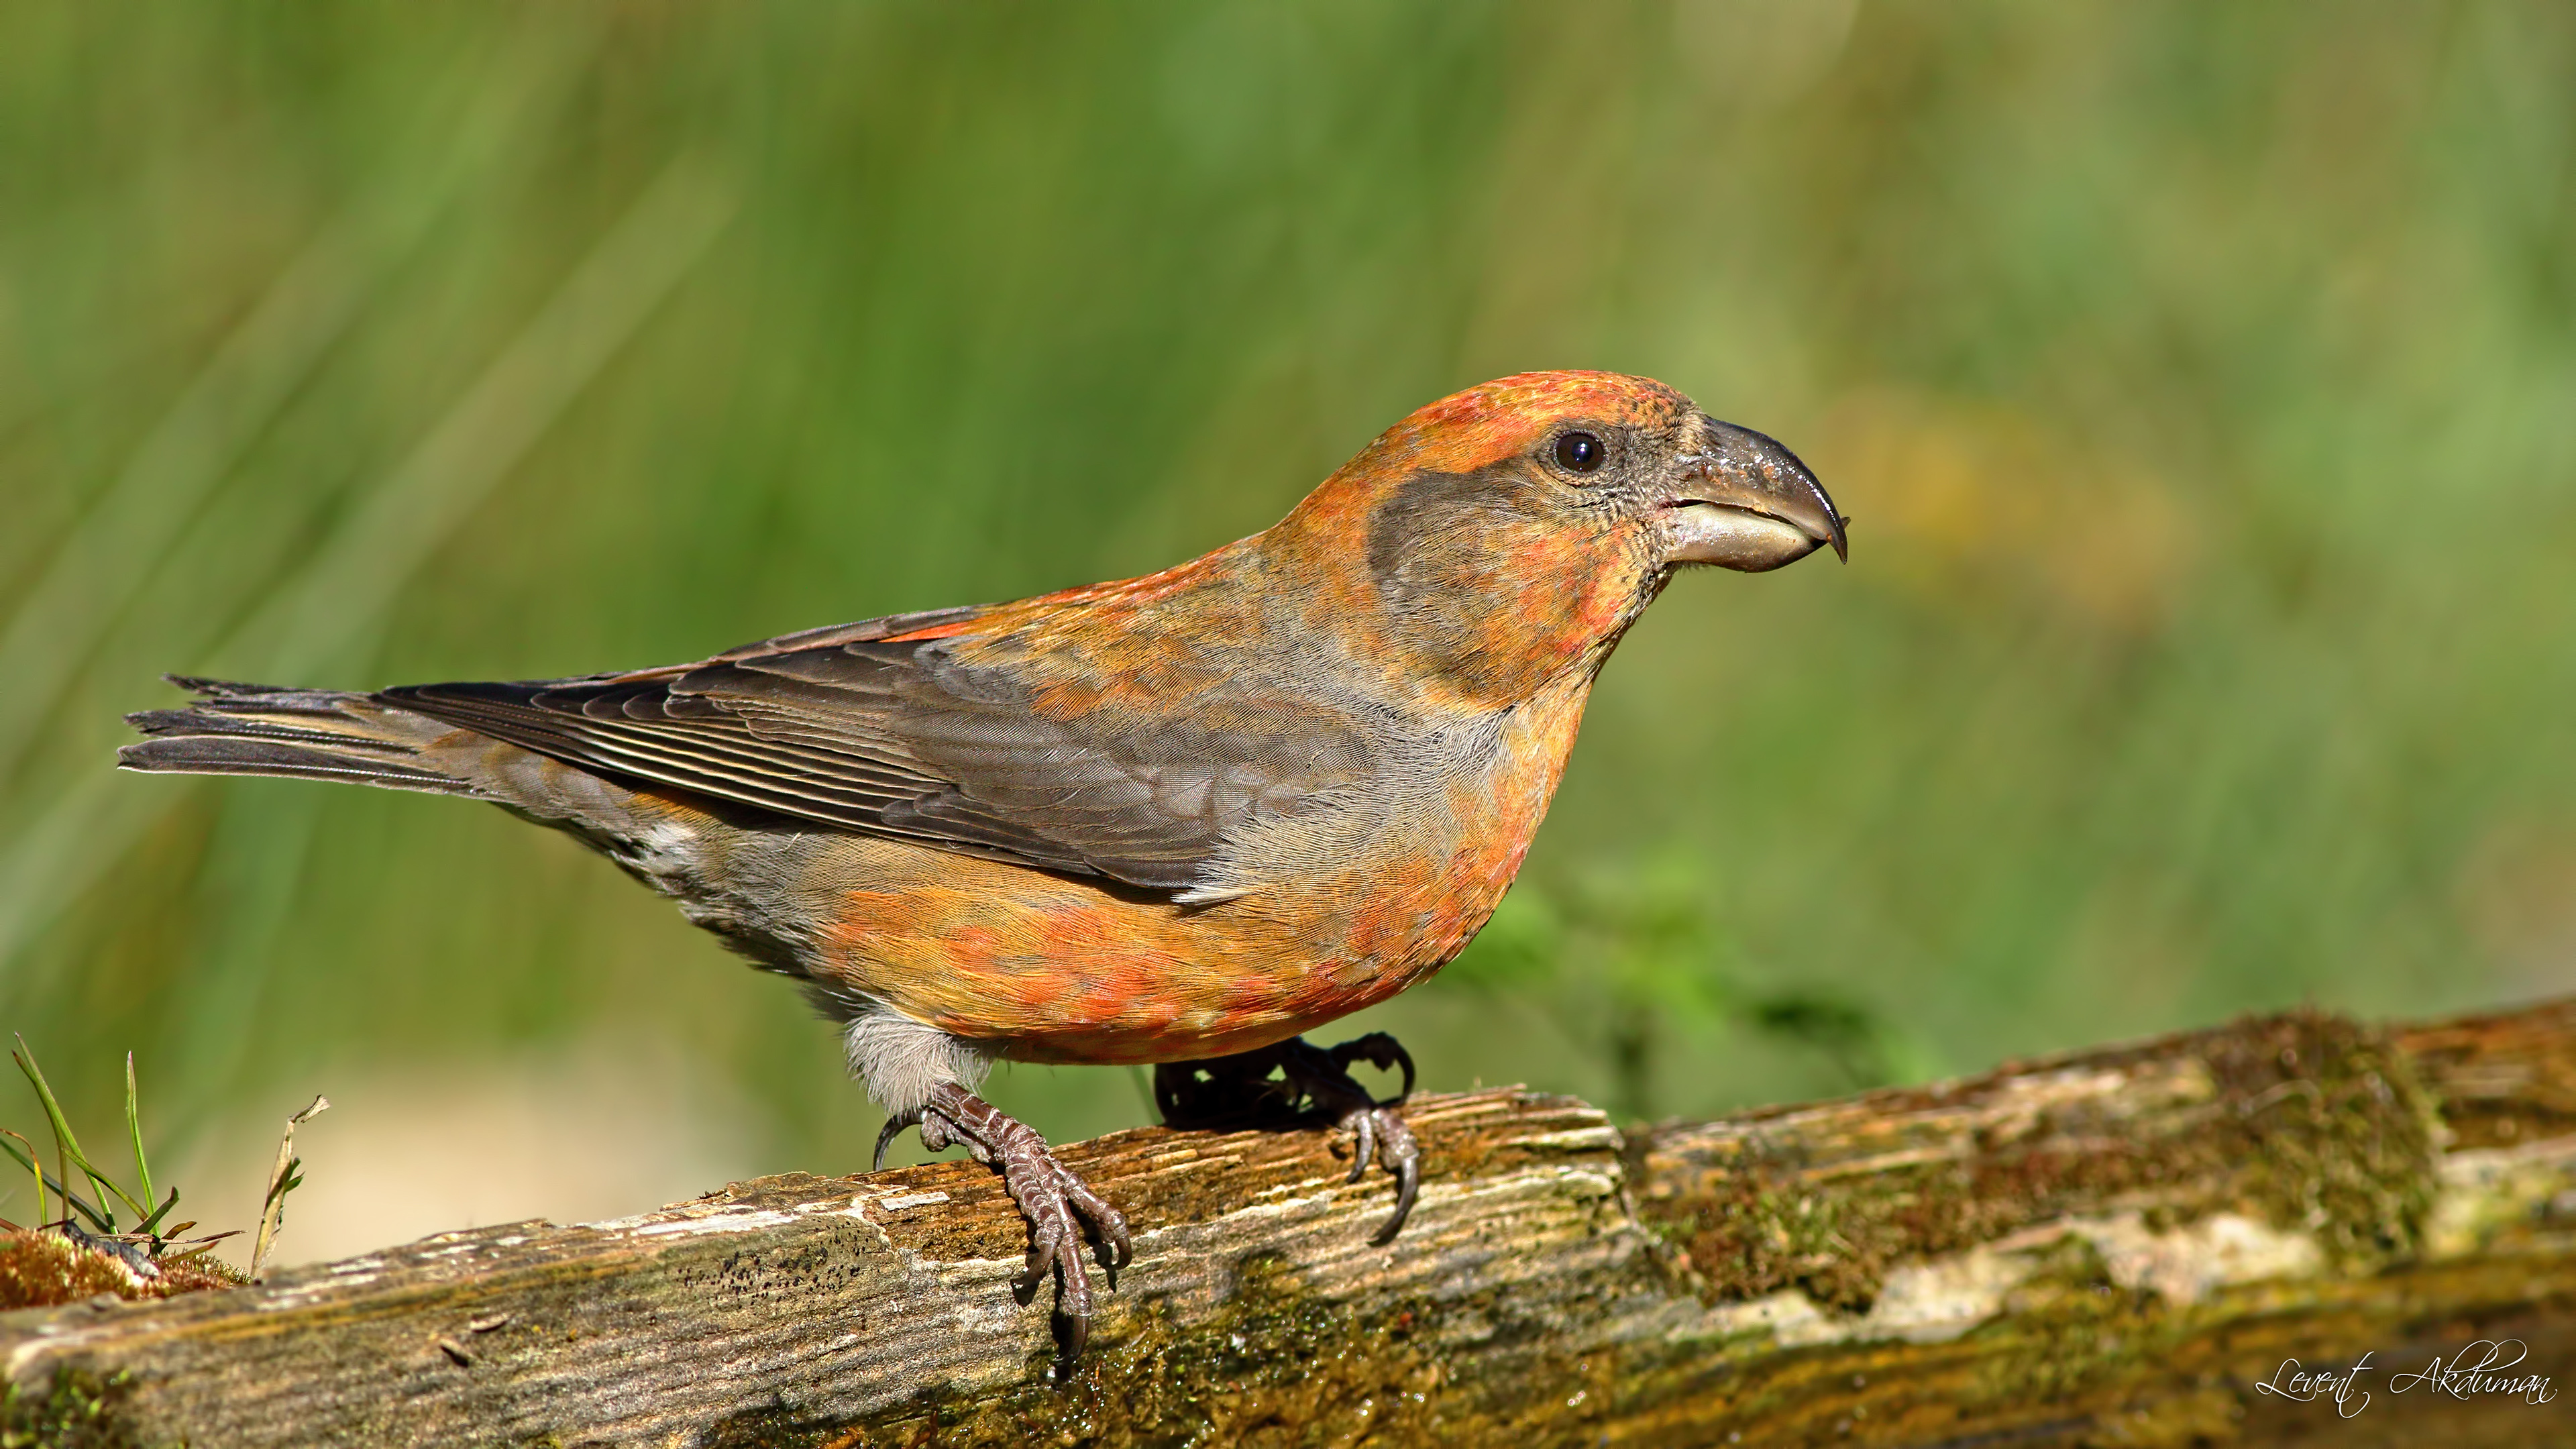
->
[121, 370, 1843, 1366]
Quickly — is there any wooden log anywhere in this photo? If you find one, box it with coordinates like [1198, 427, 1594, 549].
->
[6, 1000, 2575, 1446]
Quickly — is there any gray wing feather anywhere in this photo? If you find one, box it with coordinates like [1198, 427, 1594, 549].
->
[380, 614, 1374, 892]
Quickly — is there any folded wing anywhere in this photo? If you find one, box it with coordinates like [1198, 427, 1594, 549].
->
[382, 604, 1373, 894]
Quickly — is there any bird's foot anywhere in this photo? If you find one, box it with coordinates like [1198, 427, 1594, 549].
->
[875, 1081, 1130, 1371]
[1154, 1032, 1421, 1244]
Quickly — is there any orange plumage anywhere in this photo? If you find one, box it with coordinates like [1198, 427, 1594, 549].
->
[122, 370, 1843, 1364]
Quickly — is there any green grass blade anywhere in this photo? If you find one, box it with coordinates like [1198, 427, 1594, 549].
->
[11, 1038, 154, 1228]
[136, 1186, 181, 1238]
[0, 1130, 114, 1234]
[12, 1035, 105, 1228]
[124, 1052, 154, 1212]
[12, 1036, 87, 1167]
[0, 1130, 48, 1227]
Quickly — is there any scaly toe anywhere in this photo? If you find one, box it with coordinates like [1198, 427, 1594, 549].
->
[1332, 1031, 1417, 1099]
[1053, 1159, 1132, 1271]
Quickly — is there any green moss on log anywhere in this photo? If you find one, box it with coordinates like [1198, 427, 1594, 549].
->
[0, 1368, 153, 1449]
[1641, 1008, 2440, 1311]
[2205, 1010, 2438, 1268]
[708, 1245, 1703, 1448]
[0, 1232, 245, 1313]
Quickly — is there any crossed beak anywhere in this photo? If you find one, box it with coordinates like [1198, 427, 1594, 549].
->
[1662, 417, 1847, 572]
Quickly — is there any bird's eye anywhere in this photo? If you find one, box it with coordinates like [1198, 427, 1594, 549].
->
[1552, 431, 1606, 474]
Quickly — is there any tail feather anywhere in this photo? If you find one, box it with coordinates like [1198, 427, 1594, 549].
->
[119, 677, 478, 797]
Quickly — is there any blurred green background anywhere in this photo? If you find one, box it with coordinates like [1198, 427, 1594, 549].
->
[3, 1, 2571, 1264]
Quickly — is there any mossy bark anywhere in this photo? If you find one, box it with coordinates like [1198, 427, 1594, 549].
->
[6, 1001, 2575, 1447]
[0, 1234, 247, 1315]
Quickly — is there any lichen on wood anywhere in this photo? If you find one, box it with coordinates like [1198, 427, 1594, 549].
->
[6, 1000, 2576, 1447]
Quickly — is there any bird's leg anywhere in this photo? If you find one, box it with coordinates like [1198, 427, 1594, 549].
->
[1151, 1038, 1303, 1127]
[874, 1082, 1131, 1370]
[1153, 1031, 1421, 1244]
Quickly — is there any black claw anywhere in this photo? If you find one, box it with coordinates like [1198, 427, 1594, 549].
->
[873, 1110, 920, 1173]
[1018, 1235, 1058, 1298]
[1373, 1144, 1422, 1246]
[1090, 1222, 1131, 1274]
[1346, 1109, 1377, 1181]
[1053, 1309, 1089, 1373]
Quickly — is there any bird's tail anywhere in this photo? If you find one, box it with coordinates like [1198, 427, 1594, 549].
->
[119, 676, 477, 796]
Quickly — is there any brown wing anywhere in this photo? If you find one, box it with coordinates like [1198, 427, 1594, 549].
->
[379, 604, 1375, 893]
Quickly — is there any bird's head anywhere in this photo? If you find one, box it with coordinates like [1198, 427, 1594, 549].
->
[1269, 371, 1844, 706]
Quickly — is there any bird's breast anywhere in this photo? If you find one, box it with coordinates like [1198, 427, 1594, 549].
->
[783, 670, 1587, 1062]
[790, 671, 1597, 1063]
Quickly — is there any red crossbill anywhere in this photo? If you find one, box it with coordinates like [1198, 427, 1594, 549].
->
[123, 370, 1843, 1364]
